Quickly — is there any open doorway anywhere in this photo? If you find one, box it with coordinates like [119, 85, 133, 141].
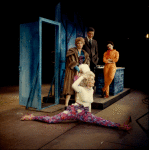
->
[19, 17, 60, 110]
[41, 21, 55, 108]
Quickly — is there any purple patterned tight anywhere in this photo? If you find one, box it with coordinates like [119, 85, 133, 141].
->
[33, 104, 120, 128]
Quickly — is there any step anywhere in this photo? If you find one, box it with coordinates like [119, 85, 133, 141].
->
[43, 88, 131, 110]
[92, 88, 131, 109]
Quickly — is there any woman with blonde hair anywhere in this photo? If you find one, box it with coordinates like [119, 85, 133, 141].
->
[21, 64, 131, 131]
[63, 37, 90, 109]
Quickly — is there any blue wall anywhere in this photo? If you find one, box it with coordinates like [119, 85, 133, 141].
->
[55, 3, 87, 93]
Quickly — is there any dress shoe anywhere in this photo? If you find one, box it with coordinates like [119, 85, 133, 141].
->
[104, 95, 109, 98]
[101, 89, 106, 98]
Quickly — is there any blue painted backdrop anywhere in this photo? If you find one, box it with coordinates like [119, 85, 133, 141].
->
[19, 21, 40, 109]
[19, 17, 60, 110]
[19, 2, 86, 110]
[55, 3, 87, 93]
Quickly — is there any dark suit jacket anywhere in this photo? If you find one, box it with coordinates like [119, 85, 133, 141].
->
[83, 37, 99, 65]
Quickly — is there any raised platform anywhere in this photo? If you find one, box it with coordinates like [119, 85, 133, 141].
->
[92, 88, 131, 109]
[95, 67, 125, 96]
[43, 88, 131, 110]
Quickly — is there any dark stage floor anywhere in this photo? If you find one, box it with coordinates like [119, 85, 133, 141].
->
[0, 85, 148, 149]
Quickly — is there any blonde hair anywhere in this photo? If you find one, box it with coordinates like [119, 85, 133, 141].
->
[75, 37, 85, 46]
[80, 71, 95, 87]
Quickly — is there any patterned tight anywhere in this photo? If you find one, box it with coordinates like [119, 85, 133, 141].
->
[33, 104, 120, 128]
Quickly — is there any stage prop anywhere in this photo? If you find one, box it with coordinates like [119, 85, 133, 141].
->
[19, 17, 61, 110]
[95, 66, 125, 96]
[19, 2, 87, 110]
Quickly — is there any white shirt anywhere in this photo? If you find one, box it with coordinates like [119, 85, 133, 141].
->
[72, 76, 94, 112]
[87, 36, 92, 44]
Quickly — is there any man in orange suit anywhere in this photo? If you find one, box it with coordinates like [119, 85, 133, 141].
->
[102, 41, 119, 98]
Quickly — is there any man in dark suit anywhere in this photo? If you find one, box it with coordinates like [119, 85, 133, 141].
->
[83, 27, 99, 72]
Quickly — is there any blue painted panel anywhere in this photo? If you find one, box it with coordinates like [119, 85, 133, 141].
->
[67, 21, 76, 50]
[74, 12, 84, 38]
[76, 25, 83, 37]
[55, 24, 61, 103]
[39, 17, 61, 108]
[20, 17, 61, 110]
[62, 14, 67, 30]
[95, 68, 125, 95]
[59, 25, 66, 92]
[84, 26, 88, 37]
[19, 21, 41, 109]
[55, 3, 67, 93]
[40, 17, 60, 26]
[55, 2, 61, 23]
[55, 2, 88, 95]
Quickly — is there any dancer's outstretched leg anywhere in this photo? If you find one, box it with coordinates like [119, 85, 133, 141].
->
[21, 105, 78, 123]
[77, 111, 131, 130]
[84, 112, 120, 128]
[33, 111, 74, 123]
[21, 110, 75, 124]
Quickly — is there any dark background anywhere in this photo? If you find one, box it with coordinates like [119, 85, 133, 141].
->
[1, 1, 149, 94]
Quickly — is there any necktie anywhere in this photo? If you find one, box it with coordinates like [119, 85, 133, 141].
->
[89, 39, 91, 48]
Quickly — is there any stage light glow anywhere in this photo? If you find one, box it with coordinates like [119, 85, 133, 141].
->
[146, 34, 149, 38]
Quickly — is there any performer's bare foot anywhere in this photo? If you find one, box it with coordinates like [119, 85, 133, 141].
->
[21, 114, 35, 121]
[118, 116, 132, 130]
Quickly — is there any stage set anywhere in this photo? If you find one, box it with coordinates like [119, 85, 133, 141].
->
[19, 3, 130, 111]
[1, 2, 149, 149]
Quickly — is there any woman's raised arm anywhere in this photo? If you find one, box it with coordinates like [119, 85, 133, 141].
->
[72, 76, 84, 93]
